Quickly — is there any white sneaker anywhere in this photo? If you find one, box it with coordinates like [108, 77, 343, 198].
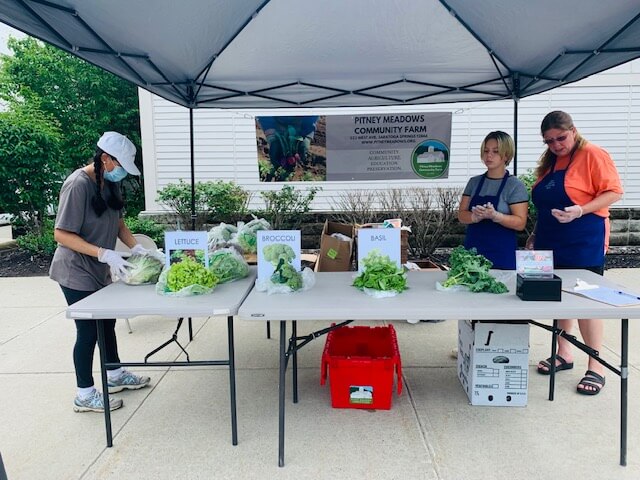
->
[108, 370, 151, 393]
[73, 390, 123, 413]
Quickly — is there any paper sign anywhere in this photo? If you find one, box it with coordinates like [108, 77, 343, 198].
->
[357, 228, 401, 272]
[164, 231, 208, 269]
[515, 250, 554, 278]
[256, 230, 301, 280]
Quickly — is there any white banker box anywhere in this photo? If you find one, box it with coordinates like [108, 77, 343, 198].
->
[457, 321, 529, 406]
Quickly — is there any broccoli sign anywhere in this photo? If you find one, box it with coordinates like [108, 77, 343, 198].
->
[256, 230, 302, 286]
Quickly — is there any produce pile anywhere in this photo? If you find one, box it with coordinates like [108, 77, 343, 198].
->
[441, 246, 508, 293]
[206, 218, 271, 255]
[156, 257, 219, 296]
[208, 248, 249, 283]
[353, 250, 407, 295]
[120, 253, 164, 285]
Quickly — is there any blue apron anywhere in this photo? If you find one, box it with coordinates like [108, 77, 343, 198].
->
[531, 157, 605, 268]
[464, 172, 516, 269]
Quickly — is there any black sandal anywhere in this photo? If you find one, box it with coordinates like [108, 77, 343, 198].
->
[537, 355, 574, 375]
[577, 370, 605, 396]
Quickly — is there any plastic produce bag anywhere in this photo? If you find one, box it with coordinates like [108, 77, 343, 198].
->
[207, 222, 238, 251]
[255, 267, 315, 294]
[155, 258, 219, 296]
[119, 253, 164, 285]
[232, 217, 271, 254]
[208, 247, 250, 283]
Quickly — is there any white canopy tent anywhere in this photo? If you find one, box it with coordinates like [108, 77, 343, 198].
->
[1, 0, 639, 223]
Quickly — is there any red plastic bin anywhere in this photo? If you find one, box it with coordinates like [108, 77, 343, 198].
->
[320, 324, 402, 410]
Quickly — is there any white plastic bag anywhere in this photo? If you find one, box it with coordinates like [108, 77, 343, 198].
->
[255, 267, 316, 294]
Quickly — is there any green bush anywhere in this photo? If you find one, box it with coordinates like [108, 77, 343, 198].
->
[200, 180, 251, 222]
[15, 217, 57, 256]
[156, 180, 251, 229]
[124, 216, 166, 247]
[518, 169, 537, 236]
[259, 185, 320, 230]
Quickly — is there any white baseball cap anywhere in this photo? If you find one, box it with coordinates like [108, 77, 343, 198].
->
[97, 131, 140, 176]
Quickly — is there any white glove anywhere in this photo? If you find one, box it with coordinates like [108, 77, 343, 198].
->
[132, 243, 165, 262]
[551, 205, 583, 223]
[98, 248, 133, 279]
[131, 244, 149, 256]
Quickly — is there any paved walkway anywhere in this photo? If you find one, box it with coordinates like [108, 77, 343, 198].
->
[1, 271, 639, 479]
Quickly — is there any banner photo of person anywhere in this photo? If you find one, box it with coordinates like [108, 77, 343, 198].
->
[255, 113, 451, 182]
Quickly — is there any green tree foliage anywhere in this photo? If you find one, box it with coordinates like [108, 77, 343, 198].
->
[0, 36, 144, 217]
[0, 105, 62, 233]
[259, 185, 320, 230]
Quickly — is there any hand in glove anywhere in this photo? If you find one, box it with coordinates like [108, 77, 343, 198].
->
[98, 248, 133, 279]
[551, 205, 583, 223]
[131, 244, 149, 256]
[131, 243, 164, 262]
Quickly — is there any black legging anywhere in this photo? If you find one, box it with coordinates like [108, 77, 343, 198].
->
[60, 286, 121, 388]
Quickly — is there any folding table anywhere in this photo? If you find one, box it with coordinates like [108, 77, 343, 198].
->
[238, 269, 638, 467]
[67, 268, 256, 447]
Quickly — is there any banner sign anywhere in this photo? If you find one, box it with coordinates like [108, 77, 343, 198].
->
[255, 112, 451, 182]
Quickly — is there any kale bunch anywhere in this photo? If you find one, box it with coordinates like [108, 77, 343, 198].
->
[443, 246, 508, 293]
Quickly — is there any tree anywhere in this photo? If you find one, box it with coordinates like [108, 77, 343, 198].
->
[0, 36, 144, 215]
[0, 105, 62, 233]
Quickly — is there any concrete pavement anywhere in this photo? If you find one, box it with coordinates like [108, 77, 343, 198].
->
[1, 271, 639, 480]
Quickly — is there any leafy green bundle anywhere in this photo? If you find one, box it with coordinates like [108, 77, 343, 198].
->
[442, 246, 508, 293]
[167, 257, 219, 292]
[353, 250, 407, 293]
[122, 254, 164, 285]
[208, 249, 249, 283]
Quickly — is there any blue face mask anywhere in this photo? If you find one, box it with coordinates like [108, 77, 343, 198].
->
[104, 165, 128, 183]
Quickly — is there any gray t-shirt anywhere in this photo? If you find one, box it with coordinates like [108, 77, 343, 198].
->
[462, 173, 529, 214]
[49, 169, 121, 291]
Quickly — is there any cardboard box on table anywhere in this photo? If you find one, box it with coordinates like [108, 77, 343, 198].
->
[457, 320, 529, 406]
[315, 221, 354, 272]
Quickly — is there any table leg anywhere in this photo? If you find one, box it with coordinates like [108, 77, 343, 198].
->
[227, 315, 238, 446]
[96, 320, 113, 447]
[188, 317, 193, 341]
[292, 320, 298, 404]
[548, 319, 558, 401]
[278, 321, 287, 467]
[267, 321, 271, 339]
[620, 318, 629, 466]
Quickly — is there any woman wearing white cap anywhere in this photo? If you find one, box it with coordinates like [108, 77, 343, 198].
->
[50, 131, 151, 413]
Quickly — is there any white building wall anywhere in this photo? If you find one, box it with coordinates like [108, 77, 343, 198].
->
[139, 59, 640, 213]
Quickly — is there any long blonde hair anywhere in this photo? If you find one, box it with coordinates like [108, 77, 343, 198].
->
[535, 110, 588, 178]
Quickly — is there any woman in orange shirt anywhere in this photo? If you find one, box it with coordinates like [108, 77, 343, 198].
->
[528, 111, 623, 395]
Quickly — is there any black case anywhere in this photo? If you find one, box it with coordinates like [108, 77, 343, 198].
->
[516, 273, 562, 301]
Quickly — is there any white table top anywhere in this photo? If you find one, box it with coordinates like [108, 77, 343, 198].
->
[67, 268, 257, 320]
[238, 270, 640, 322]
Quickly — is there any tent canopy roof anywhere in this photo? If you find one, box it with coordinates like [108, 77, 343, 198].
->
[1, 0, 639, 109]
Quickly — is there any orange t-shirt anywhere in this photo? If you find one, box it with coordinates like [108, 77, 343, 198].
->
[535, 142, 623, 251]
[535, 142, 623, 218]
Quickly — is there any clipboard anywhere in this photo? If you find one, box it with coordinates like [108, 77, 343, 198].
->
[563, 285, 640, 307]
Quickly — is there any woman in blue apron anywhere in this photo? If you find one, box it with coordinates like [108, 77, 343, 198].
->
[529, 111, 623, 395]
[459, 131, 528, 269]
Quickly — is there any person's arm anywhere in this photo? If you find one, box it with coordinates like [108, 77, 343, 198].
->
[117, 218, 137, 249]
[551, 191, 622, 223]
[458, 195, 479, 225]
[54, 228, 102, 258]
[494, 202, 528, 231]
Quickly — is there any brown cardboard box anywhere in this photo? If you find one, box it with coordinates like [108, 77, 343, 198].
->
[315, 221, 354, 272]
